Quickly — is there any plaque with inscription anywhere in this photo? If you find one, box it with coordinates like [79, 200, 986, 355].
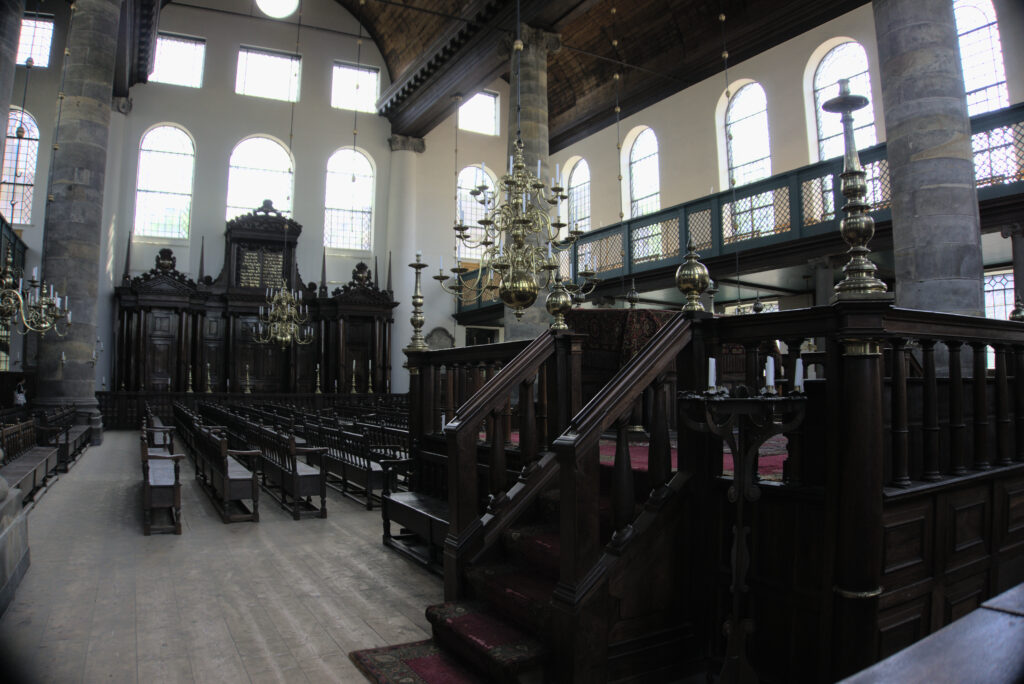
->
[237, 247, 285, 288]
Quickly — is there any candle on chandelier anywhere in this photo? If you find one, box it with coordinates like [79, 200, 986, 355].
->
[31, 266, 37, 278]
[555, 162, 560, 184]
[480, 161, 486, 177]
[547, 241, 552, 258]
[794, 358, 804, 392]
[440, 256, 444, 271]
[536, 159, 541, 177]
[765, 356, 775, 388]
[708, 358, 717, 390]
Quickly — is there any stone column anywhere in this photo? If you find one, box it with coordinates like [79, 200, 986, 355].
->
[388, 133, 424, 394]
[1001, 223, 1024, 302]
[0, 0, 25, 164]
[37, 0, 121, 444]
[873, 0, 984, 315]
[503, 25, 560, 340]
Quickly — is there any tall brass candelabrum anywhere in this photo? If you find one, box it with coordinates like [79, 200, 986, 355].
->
[406, 253, 429, 352]
[824, 79, 889, 300]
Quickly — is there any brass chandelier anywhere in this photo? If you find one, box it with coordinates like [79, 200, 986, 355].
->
[253, 279, 313, 348]
[435, 7, 597, 326]
[0, 249, 71, 336]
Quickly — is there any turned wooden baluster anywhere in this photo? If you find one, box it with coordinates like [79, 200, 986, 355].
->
[920, 340, 941, 481]
[445, 364, 455, 427]
[890, 338, 911, 487]
[783, 337, 805, 485]
[647, 372, 673, 499]
[973, 342, 991, 470]
[995, 344, 1012, 466]
[422, 363, 436, 434]
[948, 341, 967, 475]
[1016, 345, 1024, 462]
[518, 376, 537, 475]
[537, 361, 550, 449]
[487, 407, 508, 510]
[609, 414, 635, 550]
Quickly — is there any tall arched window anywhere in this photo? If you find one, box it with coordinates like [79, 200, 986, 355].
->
[324, 148, 374, 251]
[725, 82, 771, 187]
[226, 136, 293, 219]
[629, 128, 659, 217]
[134, 124, 195, 239]
[456, 165, 494, 261]
[567, 159, 590, 234]
[813, 41, 876, 160]
[0, 108, 39, 225]
[954, 0, 1008, 116]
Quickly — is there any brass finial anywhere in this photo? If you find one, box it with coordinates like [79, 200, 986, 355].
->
[626, 279, 639, 308]
[824, 79, 889, 301]
[676, 239, 710, 312]
[545, 277, 572, 330]
[1011, 297, 1024, 322]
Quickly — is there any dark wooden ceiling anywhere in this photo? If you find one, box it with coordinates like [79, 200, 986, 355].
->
[336, 0, 869, 152]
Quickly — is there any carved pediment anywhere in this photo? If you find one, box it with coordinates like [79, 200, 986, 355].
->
[226, 200, 303, 238]
[130, 248, 197, 295]
[332, 262, 394, 306]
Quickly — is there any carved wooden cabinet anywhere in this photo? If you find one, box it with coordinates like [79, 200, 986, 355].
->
[113, 202, 397, 394]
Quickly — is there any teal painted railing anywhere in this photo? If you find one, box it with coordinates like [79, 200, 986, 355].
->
[457, 103, 1024, 313]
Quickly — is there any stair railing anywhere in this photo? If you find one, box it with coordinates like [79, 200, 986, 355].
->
[425, 330, 584, 598]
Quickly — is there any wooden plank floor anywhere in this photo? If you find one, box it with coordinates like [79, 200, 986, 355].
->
[0, 430, 442, 683]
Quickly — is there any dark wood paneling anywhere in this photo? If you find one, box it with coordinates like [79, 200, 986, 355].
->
[878, 594, 930, 659]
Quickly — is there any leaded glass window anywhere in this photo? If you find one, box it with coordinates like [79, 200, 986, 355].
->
[17, 15, 52, 68]
[984, 270, 1014, 320]
[459, 92, 499, 136]
[331, 63, 379, 113]
[226, 136, 293, 219]
[726, 82, 771, 187]
[954, 0, 1008, 116]
[324, 148, 374, 251]
[150, 34, 206, 88]
[813, 42, 876, 160]
[629, 128, 660, 217]
[456, 166, 494, 261]
[567, 159, 591, 235]
[236, 47, 301, 103]
[0, 108, 39, 225]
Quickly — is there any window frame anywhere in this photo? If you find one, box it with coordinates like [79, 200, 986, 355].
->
[953, 0, 1008, 117]
[331, 61, 380, 114]
[566, 158, 591, 236]
[0, 107, 40, 226]
[132, 124, 197, 242]
[235, 45, 302, 103]
[226, 135, 295, 220]
[16, 14, 54, 68]
[149, 32, 207, 89]
[458, 91, 500, 137]
[725, 81, 771, 188]
[324, 147, 375, 252]
[456, 165, 497, 261]
[628, 127, 660, 218]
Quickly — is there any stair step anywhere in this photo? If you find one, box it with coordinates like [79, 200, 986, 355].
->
[502, 525, 560, 579]
[466, 563, 556, 635]
[426, 601, 549, 683]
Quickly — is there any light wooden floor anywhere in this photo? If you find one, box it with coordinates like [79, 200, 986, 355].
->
[0, 430, 442, 683]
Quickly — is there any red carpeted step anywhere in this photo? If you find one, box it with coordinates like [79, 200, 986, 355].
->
[465, 563, 556, 635]
[350, 638, 486, 684]
[426, 601, 549, 683]
[502, 524, 560, 579]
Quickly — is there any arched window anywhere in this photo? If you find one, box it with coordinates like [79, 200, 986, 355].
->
[629, 128, 659, 217]
[0, 107, 39, 225]
[324, 148, 374, 251]
[725, 82, 771, 187]
[133, 124, 195, 239]
[954, 0, 1008, 116]
[226, 136, 293, 220]
[456, 165, 495, 261]
[567, 159, 590, 234]
[813, 41, 876, 160]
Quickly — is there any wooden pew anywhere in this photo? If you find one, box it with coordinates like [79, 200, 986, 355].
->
[381, 449, 450, 569]
[253, 424, 327, 520]
[304, 423, 387, 510]
[139, 434, 184, 535]
[0, 419, 60, 503]
[35, 405, 92, 471]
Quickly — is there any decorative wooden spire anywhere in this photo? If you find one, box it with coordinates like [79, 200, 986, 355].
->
[319, 248, 327, 297]
[386, 251, 392, 292]
[198, 236, 205, 281]
[122, 229, 132, 284]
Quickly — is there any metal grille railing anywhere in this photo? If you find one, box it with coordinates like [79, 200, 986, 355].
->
[632, 217, 680, 265]
[722, 188, 790, 245]
[578, 232, 624, 274]
[973, 122, 1024, 187]
[688, 210, 713, 251]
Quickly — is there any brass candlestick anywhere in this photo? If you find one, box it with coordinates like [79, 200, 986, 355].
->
[824, 79, 889, 300]
[315, 364, 322, 394]
[244, 364, 252, 394]
[405, 252, 429, 352]
[187, 368, 194, 393]
[205, 362, 213, 393]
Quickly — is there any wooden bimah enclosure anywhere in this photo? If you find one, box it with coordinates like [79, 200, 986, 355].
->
[112, 201, 397, 399]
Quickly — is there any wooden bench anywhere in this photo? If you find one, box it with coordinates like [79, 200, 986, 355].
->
[252, 424, 327, 520]
[188, 415, 260, 523]
[0, 419, 60, 503]
[36, 405, 91, 471]
[139, 434, 184, 535]
[304, 423, 388, 510]
[381, 449, 450, 569]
